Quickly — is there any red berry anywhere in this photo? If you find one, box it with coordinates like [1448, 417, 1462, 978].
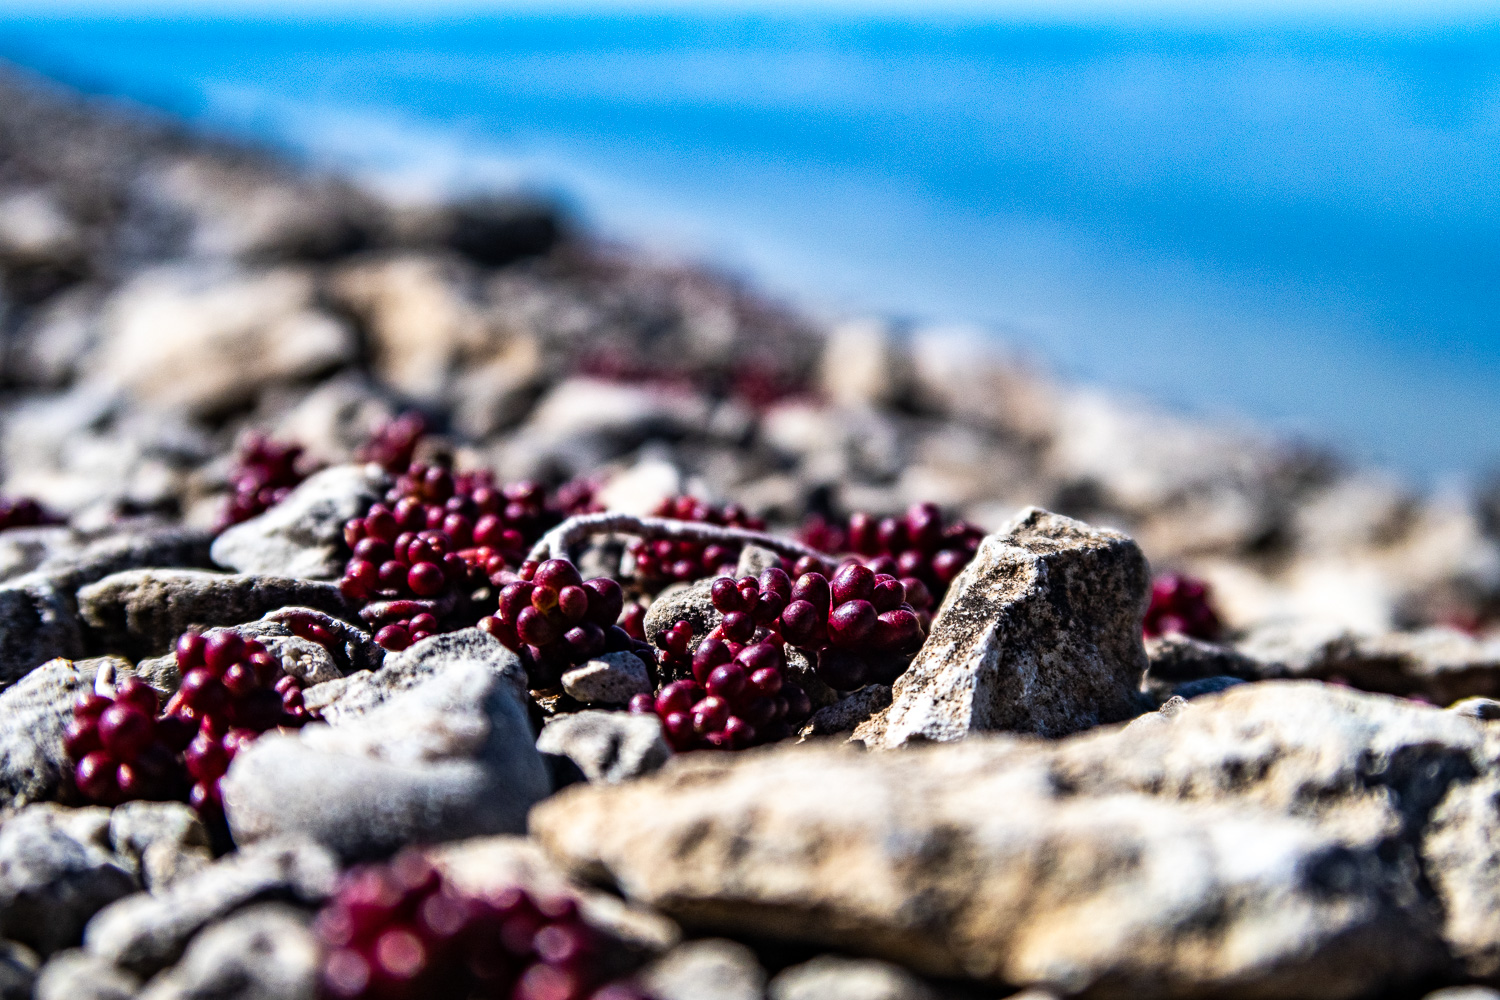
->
[407, 561, 445, 596]
[98, 704, 154, 761]
[828, 600, 877, 647]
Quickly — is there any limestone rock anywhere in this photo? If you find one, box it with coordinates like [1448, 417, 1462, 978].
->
[77, 569, 353, 660]
[640, 939, 766, 1000]
[561, 652, 652, 705]
[536, 711, 672, 785]
[107, 803, 211, 892]
[768, 955, 937, 1000]
[136, 904, 319, 1000]
[0, 805, 137, 956]
[83, 839, 337, 977]
[35, 949, 139, 1000]
[534, 683, 1477, 999]
[861, 508, 1150, 746]
[0, 658, 96, 812]
[222, 636, 549, 861]
[210, 464, 388, 580]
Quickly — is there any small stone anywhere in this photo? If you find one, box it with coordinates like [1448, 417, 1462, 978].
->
[561, 651, 651, 705]
[800, 685, 892, 741]
[210, 464, 390, 580]
[107, 803, 212, 892]
[536, 711, 671, 785]
[640, 939, 766, 1000]
[83, 839, 337, 977]
[0, 804, 138, 956]
[1450, 697, 1500, 721]
[860, 507, 1151, 746]
[136, 904, 319, 1000]
[734, 544, 785, 579]
[223, 634, 549, 861]
[35, 949, 139, 1000]
[0, 659, 96, 813]
[77, 569, 354, 660]
[768, 955, 937, 1000]
[643, 579, 717, 672]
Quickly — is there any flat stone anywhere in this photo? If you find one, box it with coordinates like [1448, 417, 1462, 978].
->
[222, 635, 549, 861]
[136, 904, 319, 1000]
[83, 839, 337, 977]
[0, 805, 137, 956]
[859, 507, 1151, 746]
[77, 569, 354, 660]
[640, 939, 766, 1000]
[534, 682, 1476, 998]
[536, 710, 672, 785]
[768, 955, 937, 1000]
[561, 651, 651, 705]
[0, 658, 96, 813]
[210, 464, 389, 580]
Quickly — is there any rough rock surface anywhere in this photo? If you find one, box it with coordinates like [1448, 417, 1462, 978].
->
[534, 682, 1489, 999]
[83, 839, 337, 976]
[35, 949, 139, 1000]
[859, 508, 1150, 746]
[136, 904, 319, 1000]
[800, 684, 892, 741]
[107, 803, 212, 892]
[642, 579, 717, 667]
[561, 651, 652, 705]
[222, 633, 549, 860]
[0, 805, 137, 957]
[210, 464, 389, 580]
[77, 569, 353, 659]
[0, 658, 96, 812]
[536, 710, 672, 785]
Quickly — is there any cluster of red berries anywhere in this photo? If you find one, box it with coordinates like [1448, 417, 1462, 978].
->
[358, 411, 429, 473]
[216, 433, 311, 532]
[778, 563, 927, 690]
[631, 624, 812, 751]
[803, 502, 984, 598]
[65, 630, 312, 815]
[627, 497, 764, 585]
[1143, 573, 1224, 641]
[317, 852, 652, 1000]
[481, 558, 653, 689]
[340, 464, 565, 650]
[0, 496, 61, 532]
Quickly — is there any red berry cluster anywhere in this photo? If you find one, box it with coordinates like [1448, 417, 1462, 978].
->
[627, 497, 764, 585]
[778, 563, 927, 690]
[358, 411, 429, 473]
[0, 496, 61, 532]
[803, 502, 984, 599]
[340, 463, 564, 650]
[316, 851, 652, 1000]
[65, 630, 312, 815]
[216, 433, 311, 532]
[1143, 573, 1224, 641]
[630, 627, 812, 751]
[480, 558, 652, 689]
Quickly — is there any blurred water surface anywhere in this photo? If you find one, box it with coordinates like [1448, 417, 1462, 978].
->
[2, 8, 1497, 478]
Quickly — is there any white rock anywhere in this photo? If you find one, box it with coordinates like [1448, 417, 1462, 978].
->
[561, 652, 651, 705]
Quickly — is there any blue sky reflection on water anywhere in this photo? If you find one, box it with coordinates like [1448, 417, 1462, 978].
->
[1, 7, 1497, 480]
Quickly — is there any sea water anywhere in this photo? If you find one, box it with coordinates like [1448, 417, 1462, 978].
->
[1, 7, 1496, 480]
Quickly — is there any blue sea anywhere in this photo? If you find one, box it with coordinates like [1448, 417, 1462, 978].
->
[1, 6, 1497, 481]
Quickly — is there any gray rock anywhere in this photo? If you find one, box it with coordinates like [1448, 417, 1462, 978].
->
[640, 939, 767, 1000]
[223, 633, 549, 860]
[800, 685, 892, 741]
[536, 711, 672, 785]
[107, 803, 211, 892]
[643, 580, 717, 675]
[0, 526, 81, 585]
[533, 682, 1474, 998]
[1144, 674, 1247, 706]
[1143, 632, 1265, 683]
[261, 607, 383, 676]
[230, 621, 343, 686]
[0, 941, 37, 1000]
[0, 805, 138, 956]
[561, 651, 651, 705]
[137, 904, 319, 1000]
[859, 508, 1150, 746]
[1450, 697, 1500, 721]
[0, 658, 97, 812]
[77, 569, 353, 660]
[735, 544, 786, 579]
[300, 627, 521, 725]
[0, 579, 86, 690]
[769, 955, 936, 1000]
[35, 949, 139, 1000]
[210, 464, 388, 580]
[83, 839, 337, 977]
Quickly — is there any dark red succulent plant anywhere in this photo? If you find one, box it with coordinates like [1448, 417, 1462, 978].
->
[216, 433, 312, 532]
[627, 496, 764, 586]
[1143, 572, 1224, 641]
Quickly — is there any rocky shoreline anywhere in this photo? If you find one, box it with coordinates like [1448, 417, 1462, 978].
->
[0, 65, 1498, 1000]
